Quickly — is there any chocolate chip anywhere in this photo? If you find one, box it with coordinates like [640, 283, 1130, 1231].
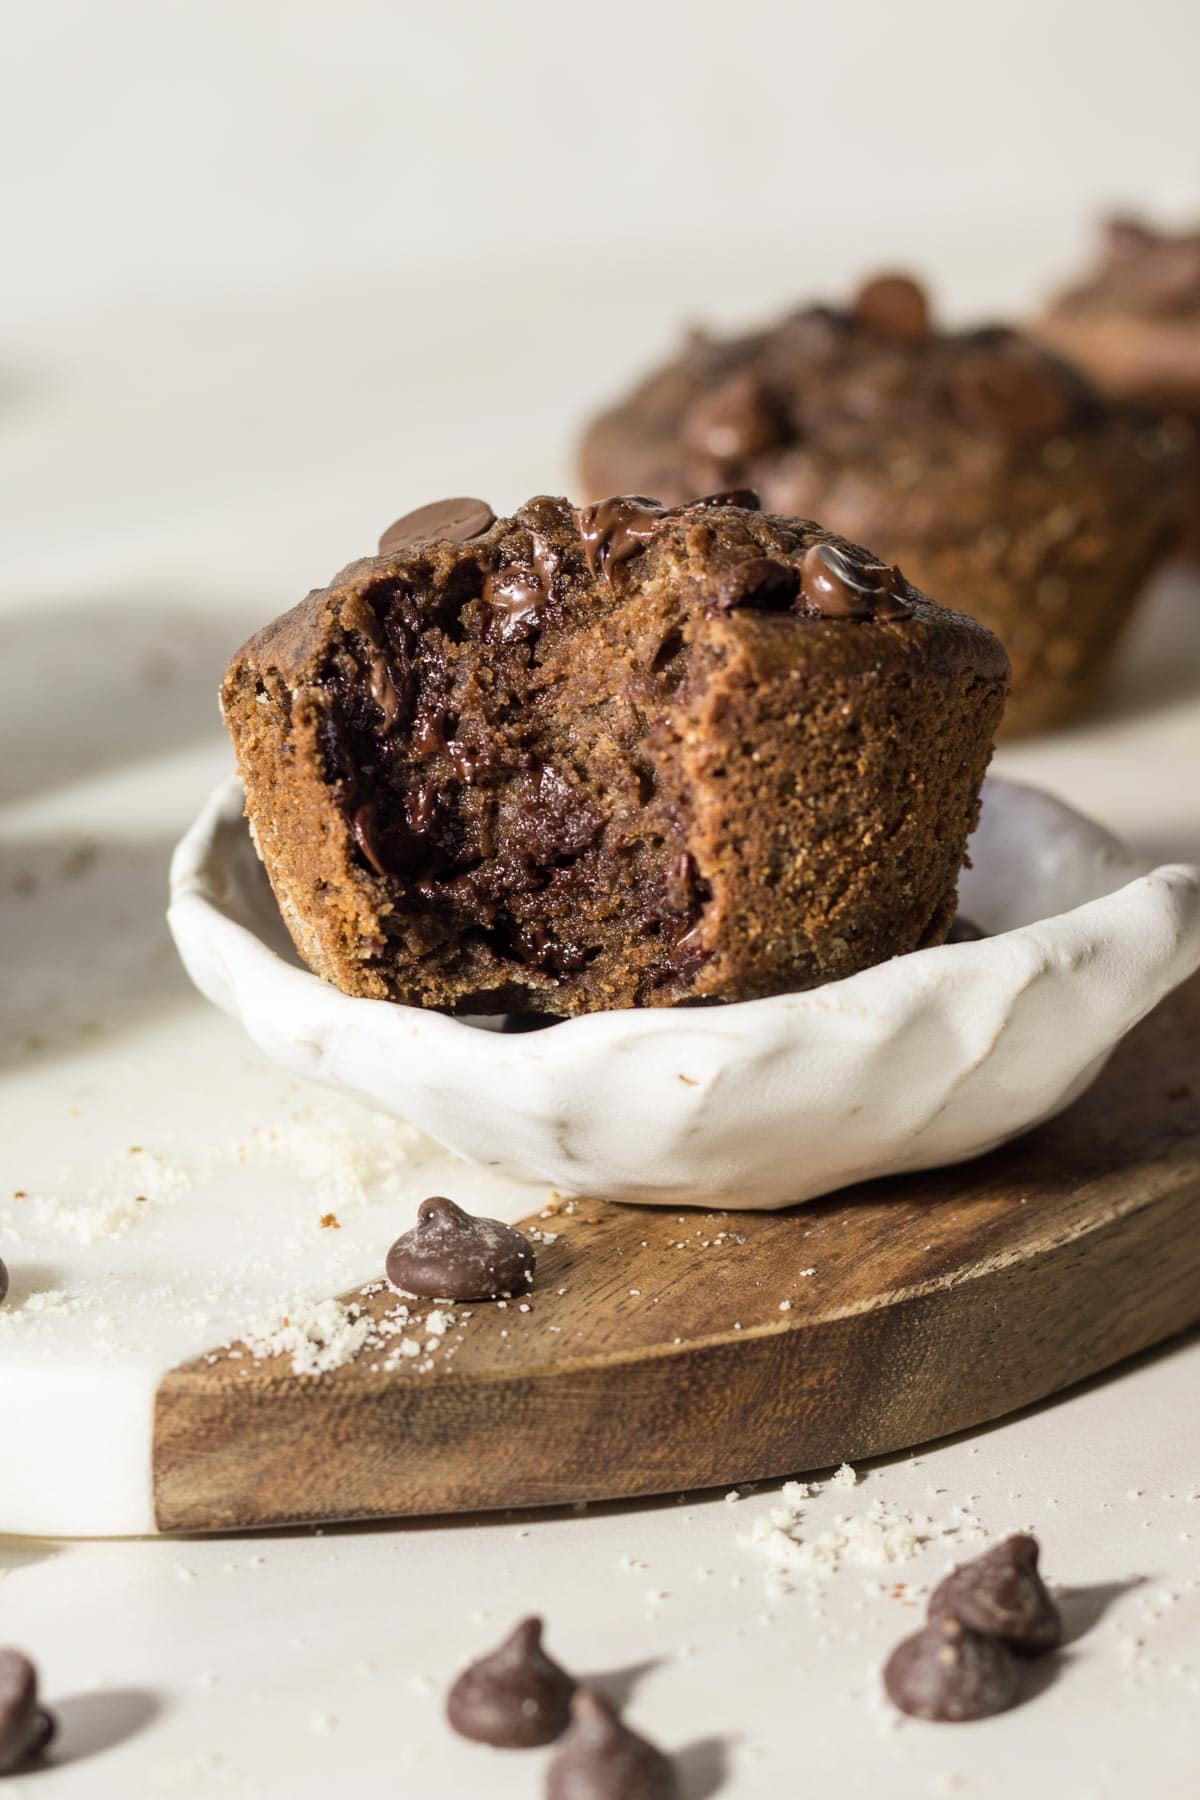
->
[575, 492, 763, 582]
[0, 1257, 7, 1307]
[386, 1196, 535, 1301]
[714, 557, 800, 614]
[853, 273, 931, 344]
[951, 349, 1073, 443]
[379, 498, 495, 556]
[0, 1650, 56, 1775]
[446, 1617, 575, 1748]
[945, 915, 987, 943]
[928, 1534, 1062, 1656]
[798, 542, 912, 621]
[682, 372, 783, 463]
[545, 1690, 679, 1800]
[883, 1617, 1021, 1723]
[575, 497, 667, 579]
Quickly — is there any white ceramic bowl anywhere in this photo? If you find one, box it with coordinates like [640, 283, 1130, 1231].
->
[168, 776, 1200, 1209]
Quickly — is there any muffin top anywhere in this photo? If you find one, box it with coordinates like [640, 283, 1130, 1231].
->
[237, 489, 1007, 703]
[1050, 216, 1200, 322]
[581, 275, 1195, 546]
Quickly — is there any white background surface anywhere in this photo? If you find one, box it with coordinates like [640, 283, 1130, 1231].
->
[2, 1, 1200, 1794]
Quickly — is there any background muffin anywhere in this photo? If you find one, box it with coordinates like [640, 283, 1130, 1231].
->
[580, 276, 1195, 736]
[1038, 215, 1200, 550]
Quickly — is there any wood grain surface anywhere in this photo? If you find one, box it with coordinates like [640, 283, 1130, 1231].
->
[152, 973, 1200, 1534]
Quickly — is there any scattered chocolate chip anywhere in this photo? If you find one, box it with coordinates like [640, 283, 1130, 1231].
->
[446, 1617, 575, 1749]
[713, 557, 800, 614]
[386, 1195, 535, 1301]
[575, 497, 667, 579]
[682, 371, 783, 462]
[0, 1650, 56, 1775]
[883, 1617, 1021, 1723]
[0, 1257, 7, 1307]
[853, 273, 931, 344]
[951, 350, 1073, 444]
[799, 543, 912, 621]
[545, 1690, 679, 1800]
[945, 915, 987, 943]
[379, 498, 496, 556]
[928, 1534, 1061, 1656]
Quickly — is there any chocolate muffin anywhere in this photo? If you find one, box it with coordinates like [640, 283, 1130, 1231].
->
[222, 491, 1008, 1019]
[1038, 216, 1200, 550]
[580, 276, 1194, 735]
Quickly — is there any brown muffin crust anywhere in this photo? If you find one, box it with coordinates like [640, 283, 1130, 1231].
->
[580, 277, 1195, 736]
[222, 493, 1008, 1019]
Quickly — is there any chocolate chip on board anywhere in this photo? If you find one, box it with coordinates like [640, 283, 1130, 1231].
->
[545, 1689, 680, 1799]
[0, 1256, 8, 1307]
[386, 1196, 535, 1301]
[446, 1617, 575, 1748]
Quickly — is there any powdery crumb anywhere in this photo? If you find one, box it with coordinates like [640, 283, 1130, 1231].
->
[742, 1489, 929, 1580]
[241, 1299, 372, 1377]
[831, 1463, 858, 1489]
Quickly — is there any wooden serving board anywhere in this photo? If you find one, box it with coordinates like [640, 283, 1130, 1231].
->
[153, 973, 1200, 1534]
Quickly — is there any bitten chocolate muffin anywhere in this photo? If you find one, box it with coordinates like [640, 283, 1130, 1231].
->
[1038, 216, 1200, 550]
[222, 491, 1007, 1019]
[580, 276, 1194, 735]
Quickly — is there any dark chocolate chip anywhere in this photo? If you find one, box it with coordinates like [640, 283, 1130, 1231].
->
[0, 1257, 7, 1307]
[713, 557, 800, 614]
[945, 915, 987, 943]
[951, 350, 1073, 444]
[883, 1617, 1021, 1723]
[928, 1534, 1061, 1656]
[0, 1650, 55, 1775]
[682, 372, 783, 463]
[386, 1196, 535, 1301]
[446, 1617, 575, 1749]
[545, 1690, 679, 1800]
[482, 564, 547, 642]
[379, 498, 496, 556]
[799, 543, 912, 621]
[853, 273, 931, 344]
[575, 497, 667, 580]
